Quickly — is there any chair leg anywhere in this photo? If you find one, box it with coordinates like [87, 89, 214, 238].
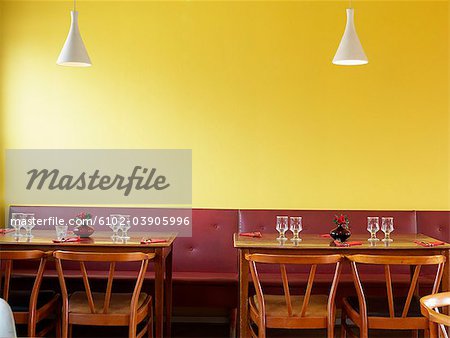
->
[340, 310, 347, 338]
[68, 324, 73, 338]
[55, 311, 62, 338]
[148, 304, 153, 338]
[429, 322, 438, 338]
[28, 317, 37, 338]
[229, 308, 237, 338]
[412, 329, 419, 338]
[61, 308, 69, 338]
[258, 320, 266, 338]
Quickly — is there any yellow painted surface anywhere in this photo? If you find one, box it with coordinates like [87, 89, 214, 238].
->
[0, 1, 448, 210]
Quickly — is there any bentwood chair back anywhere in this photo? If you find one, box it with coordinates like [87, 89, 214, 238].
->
[0, 250, 60, 337]
[245, 253, 343, 338]
[53, 250, 155, 338]
[420, 291, 450, 338]
[341, 254, 446, 338]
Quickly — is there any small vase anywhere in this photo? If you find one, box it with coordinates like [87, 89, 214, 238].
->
[330, 224, 351, 242]
[73, 224, 95, 238]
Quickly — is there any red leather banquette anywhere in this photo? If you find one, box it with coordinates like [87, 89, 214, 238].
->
[6, 206, 450, 319]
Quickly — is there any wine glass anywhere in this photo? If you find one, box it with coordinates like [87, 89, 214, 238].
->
[367, 217, 380, 242]
[109, 214, 122, 240]
[23, 213, 35, 238]
[290, 216, 302, 241]
[10, 213, 25, 238]
[55, 225, 68, 241]
[381, 217, 394, 242]
[276, 216, 288, 240]
[119, 215, 131, 240]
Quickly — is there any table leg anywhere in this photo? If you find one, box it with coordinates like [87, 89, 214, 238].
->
[155, 248, 165, 338]
[441, 249, 450, 337]
[442, 249, 450, 293]
[239, 249, 249, 338]
[164, 247, 173, 338]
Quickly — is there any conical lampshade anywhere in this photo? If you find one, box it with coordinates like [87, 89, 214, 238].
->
[57, 11, 91, 67]
[333, 8, 368, 66]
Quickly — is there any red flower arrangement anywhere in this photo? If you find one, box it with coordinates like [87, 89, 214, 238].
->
[333, 214, 349, 228]
[75, 212, 92, 221]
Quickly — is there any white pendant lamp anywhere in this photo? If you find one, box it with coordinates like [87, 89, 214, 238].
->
[57, 0, 91, 67]
[333, 8, 368, 66]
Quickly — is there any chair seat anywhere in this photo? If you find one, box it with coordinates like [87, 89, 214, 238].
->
[69, 291, 149, 314]
[250, 294, 329, 318]
[4, 290, 57, 312]
[346, 296, 422, 317]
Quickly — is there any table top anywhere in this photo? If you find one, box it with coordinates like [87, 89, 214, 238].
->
[0, 230, 176, 248]
[233, 233, 450, 250]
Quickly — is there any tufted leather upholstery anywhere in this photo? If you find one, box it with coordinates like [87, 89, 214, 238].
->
[173, 209, 238, 274]
[417, 211, 450, 242]
[239, 210, 417, 234]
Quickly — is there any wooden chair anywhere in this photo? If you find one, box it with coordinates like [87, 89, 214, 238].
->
[420, 292, 450, 338]
[53, 250, 155, 338]
[0, 250, 60, 337]
[245, 253, 343, 338]
[341, 254, 446, 338]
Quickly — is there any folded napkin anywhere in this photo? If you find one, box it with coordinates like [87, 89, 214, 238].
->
[320, 234, 332, 238]
[0, 228, 14, 235]
[239, 232, 262, 238]
[334, 240, 363, 247]
[52, 236, 81, 243]
[140, 238, 168, 244]
[414, 240, 445, 247]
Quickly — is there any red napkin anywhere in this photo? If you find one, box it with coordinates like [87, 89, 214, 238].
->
[334, 240, 363, 247]
[0, 228, 14, 235]
[239, 232, 262, 238]
[320, 234, 332, 238]
[414, 240, 445, 247]
[141, 238, 168, 244]
[52, 236, 81, 243]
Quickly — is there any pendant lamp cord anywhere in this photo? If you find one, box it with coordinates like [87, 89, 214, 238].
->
[73, 0, 76, 11]
[349, 0, 352, 9]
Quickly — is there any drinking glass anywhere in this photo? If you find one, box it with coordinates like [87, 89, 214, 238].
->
[109, 214, 122, 239]
[381, 217, 394, 242]
[10, 213, 25, 238]
[367, 217, 380, 242]
[23, 213, 35, 238]
[290, 216, 303, 241]
[276, 216, 288, 240]
[55, 225, 68, 241]
[119, 215, 131, 240]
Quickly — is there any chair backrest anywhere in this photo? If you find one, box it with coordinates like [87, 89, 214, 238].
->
[53, 251, 155, 315]
[348, 254, 446, 319]
[420, 292, 450, 338]
[245, 254, 343, 318]
[0, 250, 47, 307]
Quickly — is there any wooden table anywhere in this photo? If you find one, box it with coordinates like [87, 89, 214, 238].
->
[234, 233, 450, 338]
[0, 230, 175, 338]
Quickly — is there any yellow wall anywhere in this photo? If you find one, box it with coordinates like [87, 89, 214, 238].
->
[0, 0, 448, 210]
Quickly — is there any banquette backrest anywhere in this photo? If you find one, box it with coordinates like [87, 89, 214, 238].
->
[417, 211, 450, 243]
[172, 209, 238, 274]
[6, 206, 450, 278]
[238, 209, 418, 234]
